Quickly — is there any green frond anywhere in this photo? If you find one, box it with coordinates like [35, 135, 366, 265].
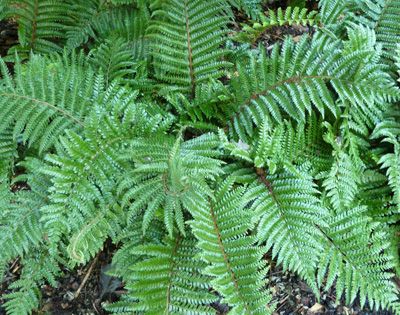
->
[149, 0, 231, 96]
[118, 132, 223, 237]
[348, 0, 400, 68]
[3, 250, 61, 315]
[189, 178, 273, 314]
[228, 34, 397, 141]
[250, 166, 327, 293]
[228, 0, 261, 18]
[4, 0, 69, 58]
[89, 37, 140, 86]
[40, 88, 169, 263]
[108, 234, 215, 314]
[0, 128, 17, 173]
[66, 3, 149, 54]
[317, 206, 400, 311]
[0, 51, 95, 155]
[322, 149, 361, 211]
[0, 183, 43, 265]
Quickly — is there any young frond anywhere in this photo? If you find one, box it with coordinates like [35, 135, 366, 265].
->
[189, 178, 273, 314]
[149, 0, 231, 96]
[118, 132, 223, 237]
[234, 7, 319, 43]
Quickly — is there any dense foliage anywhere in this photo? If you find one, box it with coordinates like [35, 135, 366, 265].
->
[0, 0, 400, 314]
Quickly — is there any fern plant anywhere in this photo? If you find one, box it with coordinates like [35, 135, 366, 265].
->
[1, 0, 400, 314]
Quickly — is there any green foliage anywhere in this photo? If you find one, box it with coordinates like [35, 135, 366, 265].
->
[148, 0, 231, 96]
[190, 178, 273, 313]
[109, 234, 216, 314]
[0, 51, 94, 155]
[1, 0, 400, 314]
[3, 0, 69, 57]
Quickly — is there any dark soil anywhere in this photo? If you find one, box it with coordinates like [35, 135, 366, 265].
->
[0, 20, 17, 57]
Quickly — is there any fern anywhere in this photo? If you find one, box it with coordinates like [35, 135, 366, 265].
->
[40, 86, 171, 263]
[109, 234, 215, 314]
[148, 0, 231, 96]
[89, 38, 139, 86]
[0, 51, 95, 155]
[3, 0, 69, 58]
[118, 132, 223, 237]
[227, 34, 398, 141]
[190, 178, 273, 314]
[2, 1, 400, 314]
[317, 205, 400, 312]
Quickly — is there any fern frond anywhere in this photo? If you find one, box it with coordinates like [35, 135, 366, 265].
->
[41, 88, 169, 263]
[89, 37, 139, 86]
[4, 0, 69, 58]
[317, 206, 400, 311]
[118, 132, 223, 237]
[189, 178, 273, 314]
[251, 166, 327, 293]
[108, 234, 215, 314]
[349, 0, 400, 67]
[0, 51, 95, 154]
[228, 0, 261, 18]
[227, 34, 398, 141]
[66, 3, 149, 55]
[3, 250, 60, 315]
[149, 0, 231, 96]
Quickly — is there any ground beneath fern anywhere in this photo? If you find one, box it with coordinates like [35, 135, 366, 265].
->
[0, 245, 394, 314]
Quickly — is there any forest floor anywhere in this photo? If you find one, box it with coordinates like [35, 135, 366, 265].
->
[0, 241, 394, 314]
[0, 2, 398, 314]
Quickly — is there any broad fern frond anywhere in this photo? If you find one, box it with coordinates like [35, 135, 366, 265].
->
[41, 86, 171, 263]
[317, 206, 400, 311]
[4, 0, 69, 58]
[149, 0, 231, 96]
[251, 166, 327, 293]
[0, 52, 95, 154]
[189, 178, 273, 314]
[228, 34, 397, 141]
[108, 234, 215, 314]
